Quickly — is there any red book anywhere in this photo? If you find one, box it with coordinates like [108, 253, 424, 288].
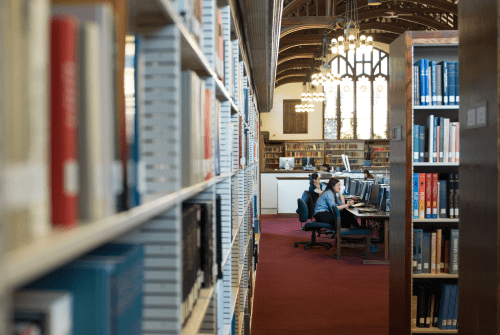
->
[50, 16, 78, 227]
[418, 174, 425, 219]
[425, 173, 432, 218]
[204, 90, 212, 180]
[431, 173, 438, 218]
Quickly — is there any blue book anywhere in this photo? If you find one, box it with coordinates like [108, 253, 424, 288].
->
[413, 125, 419, 162]
[419, 59, 427, 105]
[433, 116, 438, 163]
[430, 60, 437, 105]
[419, 125, 426, 162]
[450, 229, 459, 274]
[447, 284, 458, 329]
[448, 62, 456, 105]
[422, 232, 431, 273]
[133, 37, 141, 207]
[438, 180, 448, 218]
[437, 284, 451, 330]
[451, 284, 459, 329]
[439, 61, 449, 105]
[385, 186, 390, 212]
[413, 173, 419, 219]
[455, 62, 459, 106]
[412, 229, 418, 273]
[415, 229, 423, 274]
[26, 243, 144, 335]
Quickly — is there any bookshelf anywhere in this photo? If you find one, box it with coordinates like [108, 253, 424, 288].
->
[263, 144, 283, 170]
[0, 0, 266, 334]
[284, 141, 305, 168]
[304, 141, 325, 167]
[389, 30, 459, 335]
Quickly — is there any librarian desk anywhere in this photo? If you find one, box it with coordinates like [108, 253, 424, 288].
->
[345, 207, 390, 265]
[275, 175, 345, 217]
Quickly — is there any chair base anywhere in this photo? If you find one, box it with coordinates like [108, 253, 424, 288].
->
[294, 230, 332, 250]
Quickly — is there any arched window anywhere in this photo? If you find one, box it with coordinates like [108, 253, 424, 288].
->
[324, 47, 389, 139]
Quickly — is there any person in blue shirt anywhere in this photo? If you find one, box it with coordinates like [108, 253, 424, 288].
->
[313, 177, 357, 229]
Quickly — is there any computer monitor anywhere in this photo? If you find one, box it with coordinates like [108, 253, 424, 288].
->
[279, 157, 295, 170]
[341, 154, 351, 172]
[364, 183, 372, 204]
[359, 182, 368, 200]
[345, 176, 351, 194]
[349, 180, 357, 196]
[369, 184, 381, 205]
[301, 157, 316, 169]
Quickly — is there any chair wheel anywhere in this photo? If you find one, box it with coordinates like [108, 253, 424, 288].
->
[294, 243, 298, 248]
[304, 246, 308, 250]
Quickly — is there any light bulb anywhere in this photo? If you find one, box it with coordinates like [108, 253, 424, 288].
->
[332, 46, 338, 54]
[367, 36, 373, 42]
[360, 35, 366, 41]
[349, 34, 355, 41]
[349, 41, 355, 50]
[338, 36, 344, 42]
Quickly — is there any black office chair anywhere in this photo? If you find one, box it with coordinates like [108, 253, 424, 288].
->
[295, 193, 332, 250]
[332, 205, 372, 260]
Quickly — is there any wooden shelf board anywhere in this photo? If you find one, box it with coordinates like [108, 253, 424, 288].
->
[413, 162, 459, 167]
[413, 219, 459, 223]
[413, 273, 458, 279]
[413, 105, 459, 110]
[412, 327, 457, 333]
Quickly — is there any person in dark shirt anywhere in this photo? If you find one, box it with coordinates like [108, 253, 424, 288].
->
[308, 173, 322, 203]
[322, 163, 331, 172]
[363, 169, 374, 180]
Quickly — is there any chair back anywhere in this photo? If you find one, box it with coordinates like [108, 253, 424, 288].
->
[332, 205, 341, 223]
[301, 191, 315, 219]
[297, 198, 309, 223]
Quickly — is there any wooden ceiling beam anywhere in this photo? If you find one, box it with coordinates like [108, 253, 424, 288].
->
[276, 71, 309, 83]
[275, 76, 308, 88]
[278, 52, 317, 65]
[336, 0, 457, 15]
[276, 67, 311, 78]
[279, 41, 322, 53]
[283, 0, 309, 16]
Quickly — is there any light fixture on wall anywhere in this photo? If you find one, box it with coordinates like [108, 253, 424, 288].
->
[368, 0, 382, 5]
[330, 0, 373, 55]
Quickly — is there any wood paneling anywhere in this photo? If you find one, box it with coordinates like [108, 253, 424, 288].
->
[458, 0, 500, 333]
[283, 99, 308, 134]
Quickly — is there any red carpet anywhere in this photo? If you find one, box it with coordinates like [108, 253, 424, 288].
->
[251, 215, 389, 335]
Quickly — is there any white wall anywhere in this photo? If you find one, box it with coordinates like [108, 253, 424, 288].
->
[260, 82, 324, 140]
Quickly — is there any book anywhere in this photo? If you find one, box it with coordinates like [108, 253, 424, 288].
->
[448, 62, 456, 105]
[439, 61, 448, 105]
[437, 284, 451, 330]
[454, 172, 459, 217]
[431, 173, 438, 218]
[425, 173, 432, 218]
[413, 173, 419, 219]
[436, 229, 442, 274]
[451, 284, 459, 329]
[448, 173, 455, 218]
[455, 62, 459, 105]
[444, 239, 450, 273]
[413, 125, 419, 162]
[26, 243, 144, 335]
[416, 284, 426, 327]
[419, 125, 426, 162]
[436, 62, 443, 105]
[77, 21, 106, 222]
[439, 117, 445, 161]
[438, 180, 448, 218]
[430, 61, 437, 105]
[411, 295, 418, 329]
[204, 89, 213, 180]
[422, 232, 431, 273]
[418, 174, 425, 219]
[446, 284, 458, 329]
[450, 228, 459, 275]
[430, 232, 436, 274]
[50, 16, 79, 227]
[52, 3, 117, 217]
[14, 290, 73, 335]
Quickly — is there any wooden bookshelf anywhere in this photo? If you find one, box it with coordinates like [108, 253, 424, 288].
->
[389, 30, 459, 335]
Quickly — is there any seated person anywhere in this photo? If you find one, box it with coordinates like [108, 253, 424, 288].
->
[313, 178, 359, 230]
[308, 173, 323, 203]
[363, 169, 375, 180]
[322, 163, 331, 172]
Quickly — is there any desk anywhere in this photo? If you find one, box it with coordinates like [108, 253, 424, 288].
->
[345, 208, 389, 265]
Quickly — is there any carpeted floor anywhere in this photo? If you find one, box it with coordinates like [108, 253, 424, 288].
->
[250, 215, 389, 335]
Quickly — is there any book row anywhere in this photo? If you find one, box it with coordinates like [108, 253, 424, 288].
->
[413, 228, 459, 275]
[413, 59, 459, 106]
[413, 173, 459, 219]
[11, 195, 263, 335]
[412, 283, 459, 330]
[413, 116, 459, 163]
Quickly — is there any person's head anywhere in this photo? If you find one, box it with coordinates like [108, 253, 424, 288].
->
[321, 177, 340, 195]
[309, 173, 320, 185]
[322, 163, 331, 172]
[363, 169, 374, 179]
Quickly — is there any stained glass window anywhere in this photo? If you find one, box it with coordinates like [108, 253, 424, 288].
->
[324, 47, 389, 139]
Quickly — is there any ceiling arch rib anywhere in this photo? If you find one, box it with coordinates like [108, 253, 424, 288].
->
[276, 66, 312, 77]
[277, 52, 316, 66]
[276, 72, 309, 83]
[335, 0, 457, 15]
[275, 76, 310, 88]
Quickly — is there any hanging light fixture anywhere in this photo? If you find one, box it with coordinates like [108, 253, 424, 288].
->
[297, 81, 317, 113]
[368, 0, 382, 5]
[330, 0, 373, 56]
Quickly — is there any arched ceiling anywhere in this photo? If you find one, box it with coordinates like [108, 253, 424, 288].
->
[276, 0, 458, 85]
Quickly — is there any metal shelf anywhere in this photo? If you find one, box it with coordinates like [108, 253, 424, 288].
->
[182, 285, 216, 335]
[413, 105, 459, 110]
[4, 173, 231, 290]
[412, 327, 457, 333]
[413, 218, 459, 223]
[413, 162, 459, 167]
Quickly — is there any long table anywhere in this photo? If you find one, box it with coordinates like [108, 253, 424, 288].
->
[345, 207, 390, 265]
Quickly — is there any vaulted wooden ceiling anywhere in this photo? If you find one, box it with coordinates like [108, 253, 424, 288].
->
[275, 0, 458, 88]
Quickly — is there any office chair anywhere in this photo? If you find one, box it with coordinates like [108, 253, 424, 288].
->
[332, 206, 372, 260]
[295, 192, 332, 250]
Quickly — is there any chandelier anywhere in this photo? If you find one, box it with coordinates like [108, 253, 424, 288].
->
[330, 0, 373, 55]
[296, 81, 322, 113]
